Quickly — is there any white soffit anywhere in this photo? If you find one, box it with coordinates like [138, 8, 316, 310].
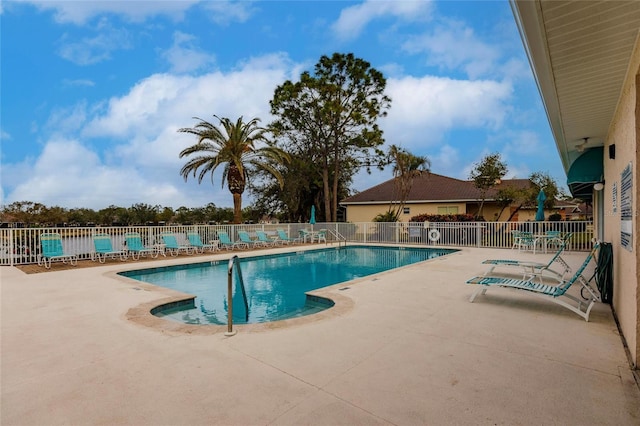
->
[511, 0, 640, 172]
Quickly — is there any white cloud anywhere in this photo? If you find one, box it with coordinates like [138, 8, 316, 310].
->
[62, 78, 96, 88]
[6, 137, 229, 209]
[4, 53, 297, 209]
[1, 129, 11, 140]
[402, 19, 500, 79]
[57, 22, 133, 65]
[382, 75, 512, 151]
[3, 49, 517, 209]
[428, 144, 461, 177]
[82, 53, 293, 143]
[332, 0, 433, 41]
[45, 101, 89, 136]
[202, 0, 255, 25]
[161, 31, 216, 74]
[25, 0, 201, 25]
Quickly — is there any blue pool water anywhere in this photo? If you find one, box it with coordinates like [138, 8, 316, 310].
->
[119, 246, 457, 325]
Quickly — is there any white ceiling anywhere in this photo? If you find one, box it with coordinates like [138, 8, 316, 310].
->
[510, 0, 640, 172]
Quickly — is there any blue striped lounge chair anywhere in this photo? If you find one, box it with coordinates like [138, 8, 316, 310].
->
[38, 233, 78, 269]
[187, 232, 219, 253]
[237, 230, 262, 248]
[125, 232, 158, 260]
[276, 229, 298, 244]
[482, 233, 573, 283]
[161, 232, 194, 256]
[466, 243, 601, 321]
[93, 233, 128, 263]
[255, 230, 279, 246]
[216, 230, 248, 250]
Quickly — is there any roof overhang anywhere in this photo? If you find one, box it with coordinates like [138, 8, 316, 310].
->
[510, 0, 640, 177]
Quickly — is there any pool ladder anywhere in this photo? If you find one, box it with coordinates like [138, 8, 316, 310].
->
[327, 229, 347, 248]
[226, 255, 249, 336]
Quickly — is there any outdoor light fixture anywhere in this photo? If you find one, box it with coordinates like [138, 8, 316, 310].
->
[576, 137, 589, 153]
[594, 182, 605, 191]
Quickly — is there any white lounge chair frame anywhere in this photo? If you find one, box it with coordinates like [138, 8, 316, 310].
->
[161, 232, 194, 256]
[125, 232, 159, 260]
[92, 233, 128, 263]
[38, 233, 78, 269]
[467, 243, 601, 321]
[482, 233, 573, 283]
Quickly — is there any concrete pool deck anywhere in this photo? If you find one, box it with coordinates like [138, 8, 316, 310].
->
[2, 245, 639, 425]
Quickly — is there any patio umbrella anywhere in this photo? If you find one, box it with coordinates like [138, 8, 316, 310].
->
[535, 189, 547, 221]
[309, 205, 316, 225]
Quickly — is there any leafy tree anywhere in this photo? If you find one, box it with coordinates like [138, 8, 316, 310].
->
[44, 206, 70, 225]
[67, 208, 97, 225]
[495, 172, 562, 221]
[270, 52, 391, 222]
[250, 155, 317, 221]
[129, 203, 160, 224]
[174, 206, 192, 224]
[98, 205, 125, 225]
[385, 145, 430, 221]
[178, 115, 290, 223]
[373, 211, 397, 222]
[158, 207, 175, 223]
[1, 201, 47, 224]
[469, 153, 507, 219]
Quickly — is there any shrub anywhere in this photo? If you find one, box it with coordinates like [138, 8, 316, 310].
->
[409, 213, 480, 222]
[548, 213, 562, 221]
[373, 211, 397, 222]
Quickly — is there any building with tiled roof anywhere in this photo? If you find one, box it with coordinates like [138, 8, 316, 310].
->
[340, 172, 538, 222]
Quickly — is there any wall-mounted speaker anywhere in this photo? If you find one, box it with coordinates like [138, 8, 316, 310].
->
[609, 144, 616, 159]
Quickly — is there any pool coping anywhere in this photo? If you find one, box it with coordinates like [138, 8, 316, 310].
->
[110, 243, 460, 335]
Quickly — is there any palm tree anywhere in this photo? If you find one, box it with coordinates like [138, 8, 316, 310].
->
[178, 115, 290, 223]
[387, 145, 430, 221]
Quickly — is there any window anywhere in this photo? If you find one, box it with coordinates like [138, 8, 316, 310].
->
[437, 206, 459, 215]
[403, 207, 410, 215]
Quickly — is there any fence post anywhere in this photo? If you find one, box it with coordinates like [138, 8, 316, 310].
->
[9, 229, 14, 267]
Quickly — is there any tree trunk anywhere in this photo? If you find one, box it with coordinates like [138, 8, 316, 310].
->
[227, 164, 245, 224]
[331, 155, 340, 222]
[322, 167, 331, 223]
[505, 204, 523, 222]
[232, 193, 243, 224]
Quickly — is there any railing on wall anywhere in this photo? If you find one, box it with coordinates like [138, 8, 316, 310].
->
[0, 221, 594, 266]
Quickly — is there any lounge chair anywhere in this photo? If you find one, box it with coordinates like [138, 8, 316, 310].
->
[216, 230, 248, 250]
[93, 233, 128, 263]
[255, 230, 279, 246]
[276, 229, 298, 244]
[38, 233, 78, 269]
[161, 232, 194, 256]
[466, 243, 601, 321]
[238, 230, 263, 248]
[482, 233, 573, 282]
[187, 231, 219, 253]
[125, 232, 158, 260]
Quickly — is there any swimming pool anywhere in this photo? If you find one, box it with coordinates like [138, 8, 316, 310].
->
[120, 245, 457, 325]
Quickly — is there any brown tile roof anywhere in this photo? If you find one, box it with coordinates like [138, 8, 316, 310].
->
[341, 172, 532, 204]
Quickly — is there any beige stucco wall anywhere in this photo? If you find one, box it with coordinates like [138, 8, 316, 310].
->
[602, 41, 640, 367]
[345, 202, 554, 223]
[344, 203, 468, 223]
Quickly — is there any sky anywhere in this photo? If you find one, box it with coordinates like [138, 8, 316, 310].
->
[0, 0, 566, 211]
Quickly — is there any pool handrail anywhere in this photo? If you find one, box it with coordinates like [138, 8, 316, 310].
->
[226, 255, 249, 336]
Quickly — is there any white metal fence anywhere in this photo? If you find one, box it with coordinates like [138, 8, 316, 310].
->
[0, 221, 594, 266]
